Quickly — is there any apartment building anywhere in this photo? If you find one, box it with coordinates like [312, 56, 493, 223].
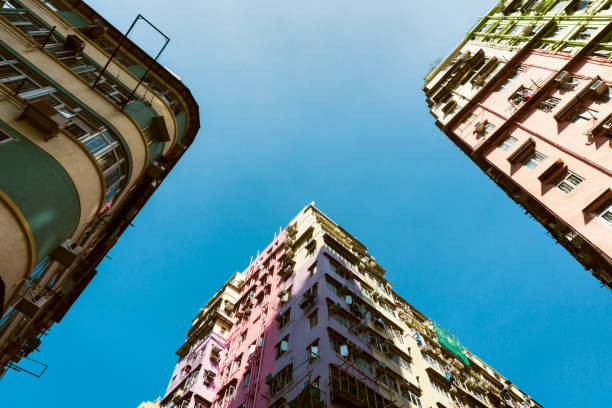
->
[160, 204, 541, 408]
[0, 0, 199, 375]
[423, 0, 612, 288]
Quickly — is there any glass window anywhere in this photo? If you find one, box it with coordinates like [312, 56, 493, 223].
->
[498, 135, 517, 151]
[572, 26, 597, 41]
[495, 71, 519, 92]
[539, 97, 561, 112]
[547, 26, 568, 39]
[553, 171, 584, 193]
[308, 310, 318, 328]
[571, 107, 594, 124]
[523, 152, 546, 169]
[104, 165, 122, 187]
[599, 202, 612, 225]
[462, 113, 477, 125]
[83, 133, 112, 155]
[99, 151, 118, 171]
[0, 129, 13, 144]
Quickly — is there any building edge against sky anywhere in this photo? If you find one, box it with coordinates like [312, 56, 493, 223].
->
[0, 0, 199, 376]
[157, 203, 542, 408]
[423, 0, 612, 289]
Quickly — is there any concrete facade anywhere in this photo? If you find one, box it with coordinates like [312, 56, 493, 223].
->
[160, 204, 542, 408]
[423, 0, 612, 288]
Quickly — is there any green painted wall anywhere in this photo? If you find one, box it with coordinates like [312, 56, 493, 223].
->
[124, 100, 166, 163]
[175, 111, 187, 143]
[0, 122, 80, 264]
[147, 142, 165, 165]
[127, 65, 147, 78]
[57, 11, 89, 28]
[124, 100, 157, 128]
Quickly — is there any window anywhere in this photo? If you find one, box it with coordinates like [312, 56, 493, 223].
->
[495, 71, 519, 92]
[244, 372, 250, 388]
[0, 129, 14, 145]
[240, 331, 247, 344]
[510, 87, 534, 104]
[309, 263, 317, 277]
[308, 341, 319, 361]
[498, 135, 517, 151]
[275, 336, 289, 358]
[248, 342, 256, 355]
[571, 107, 595, 124]
[539, 97, 560, 112]
[308, 310, 318, 328]
[234, 355, 242, 371]
[547, 25, 568, 39]
[391, 354, 412, 372]
[277, 309, 291, 328]
[462, 113, 477, 126]
[576, 1, 595, 12]
[505, 24, 523, 36]
[560, 76, 583, 91]
[300, 284, 317, 309]
[553, 171, 584, 193]
[523, 151, 546, 169]
[598, 201, 612, 226]
[431, 379, 451, 398]
[572, 26, 597, 41]
[378, 373, 397, 391]
[401, 389, 422, 408]
[272, 364, 293, 393]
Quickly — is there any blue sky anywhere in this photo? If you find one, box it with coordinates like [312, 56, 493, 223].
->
[2, 1, 610, 407]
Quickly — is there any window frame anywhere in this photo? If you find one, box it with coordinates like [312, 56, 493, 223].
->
[553, 170, 584, 194]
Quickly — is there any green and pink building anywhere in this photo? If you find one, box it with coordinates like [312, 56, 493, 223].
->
[424, 0, 612, 288]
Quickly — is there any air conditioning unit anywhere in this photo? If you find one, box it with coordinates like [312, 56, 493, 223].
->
[590, 79, 608, 95]
[49, 239, 82, 267]
[555, 71, 569, 83]
[441, 99, 457, 113]
[15, 296, 42, 318]
[63, 34, 85, 54]
[151, 115, 171, 142]
[146, 161, 165, 179]
[79, 21, 106, 39]
[19, 101, 70, 139]
[522, 23, 535, 35]
[474, 120, 488, 134]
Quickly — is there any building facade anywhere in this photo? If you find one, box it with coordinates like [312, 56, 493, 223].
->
[138, 398, 161, 408]
[160, 204, 541, 408]
[423, 0, 612, 288]
[0, 0, 199, 375]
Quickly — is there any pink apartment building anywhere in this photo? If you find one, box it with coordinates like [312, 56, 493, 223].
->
[424, 0, 612, 289]
[158, 204, 542, 408]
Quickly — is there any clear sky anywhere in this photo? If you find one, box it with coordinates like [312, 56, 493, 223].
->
[1, 1, 610, 407]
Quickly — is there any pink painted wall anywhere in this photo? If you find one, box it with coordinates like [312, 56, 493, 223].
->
[452, 50, 612, 260]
